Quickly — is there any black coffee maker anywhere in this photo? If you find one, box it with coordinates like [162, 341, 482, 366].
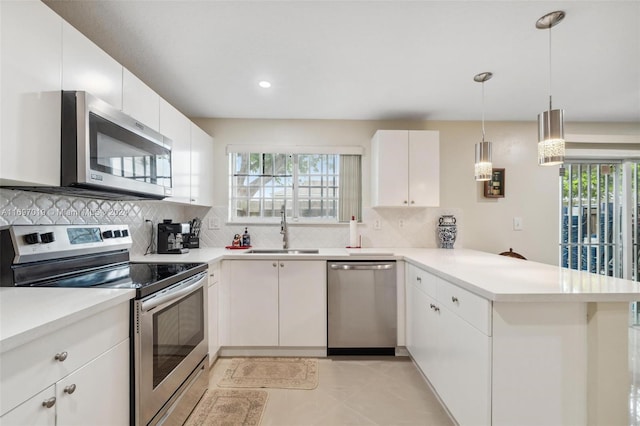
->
[157, 220, 190, 254]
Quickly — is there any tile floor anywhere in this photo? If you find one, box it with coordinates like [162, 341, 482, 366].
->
[207, 356, 453, 426]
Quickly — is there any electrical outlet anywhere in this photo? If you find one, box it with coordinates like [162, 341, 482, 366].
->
[208, 217, 220, 230]
[374, 219, 381, 230]
[399, 219, 404, 228]
[513, 217, 523, 231]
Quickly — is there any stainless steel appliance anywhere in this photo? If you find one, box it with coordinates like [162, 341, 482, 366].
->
[157, 220, 190, 254]
[0, 224, 208, 426]
[327, 261, 397, 356]
[4, 91, 173, 200]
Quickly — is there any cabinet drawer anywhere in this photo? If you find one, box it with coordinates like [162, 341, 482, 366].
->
[408, 264, 436, 297]
[0, 302, 129, 416]
[437, 279, 492, 336]
[0, 385, 55, 426]
[208, 261, 220, 286]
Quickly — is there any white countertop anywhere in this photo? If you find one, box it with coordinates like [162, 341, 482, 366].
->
[396, 248, 640, 302]
[135, 246, 640, 302]
[0, 287, 135, 354]
[5, 246, 639, 354]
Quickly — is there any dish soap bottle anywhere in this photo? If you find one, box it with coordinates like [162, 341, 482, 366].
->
[242, 227, 251, 247]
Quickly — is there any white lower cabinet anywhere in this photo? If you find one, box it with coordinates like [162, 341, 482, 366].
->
[225, 260, 326, 347]
[406, 264, 491, 426]
[55, 340, 129, 426]
[208, 261, 221, 359]
[0, 303, 130, 426]
[0, 386, 55, 426]
[278, 261, 326, 346]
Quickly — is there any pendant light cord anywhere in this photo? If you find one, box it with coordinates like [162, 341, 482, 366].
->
[548, 25, 553, 111]
[481, 81, 486, 142]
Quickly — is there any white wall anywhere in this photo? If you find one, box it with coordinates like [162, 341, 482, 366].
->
[192, 118, 639, 265]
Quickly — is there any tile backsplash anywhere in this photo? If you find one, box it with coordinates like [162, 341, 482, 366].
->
[0, 189, 188, 257]
[1, 189, 462, 256]
[186, 205, 463, 250]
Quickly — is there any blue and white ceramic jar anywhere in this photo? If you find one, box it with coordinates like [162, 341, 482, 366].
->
[437, 215, 457, 249]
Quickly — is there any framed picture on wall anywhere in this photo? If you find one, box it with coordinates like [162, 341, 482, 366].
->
[483, 168, 505, 198]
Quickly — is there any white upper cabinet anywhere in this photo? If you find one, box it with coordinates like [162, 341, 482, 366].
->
[371, 130, 440, 207]
[160, 98, 191, 203]
[122, 68, 160, 131]
[62, 22, 123, 109]
[189, 123, 214, 207]
[0, 0, 62, 186]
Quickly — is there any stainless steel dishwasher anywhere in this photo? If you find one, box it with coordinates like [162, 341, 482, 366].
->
[327, 261, 397, 356]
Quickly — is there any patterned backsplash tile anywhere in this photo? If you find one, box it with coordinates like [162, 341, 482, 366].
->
[0, 189, 189, 257]
[1, 189, 463, 256]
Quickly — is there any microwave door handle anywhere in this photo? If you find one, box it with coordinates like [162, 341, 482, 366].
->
[140, 273, 206, 312]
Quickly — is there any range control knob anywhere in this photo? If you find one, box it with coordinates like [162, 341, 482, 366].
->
[113, 230, 122, 238]
[40, 232, 55, 244]
[23, 233, 40, 245]
[121, 229, 129, 237]
[102, 230, 114, 239]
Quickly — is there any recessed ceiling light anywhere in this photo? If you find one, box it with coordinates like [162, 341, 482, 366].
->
[258, 80, 271, 89]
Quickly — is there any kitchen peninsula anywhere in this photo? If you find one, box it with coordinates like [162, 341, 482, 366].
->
[3, 248, 638, 425]
[137, 247, 639, 426]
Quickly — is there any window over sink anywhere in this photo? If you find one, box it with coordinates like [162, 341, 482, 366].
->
[228, 148, 361, 223]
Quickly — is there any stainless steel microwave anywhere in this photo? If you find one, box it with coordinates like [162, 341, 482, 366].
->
[60, 91, 172, 200]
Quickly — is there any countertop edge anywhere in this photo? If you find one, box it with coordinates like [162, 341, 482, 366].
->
[0, 289, 135, 354]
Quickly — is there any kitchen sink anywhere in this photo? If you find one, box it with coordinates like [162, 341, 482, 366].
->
[242, 249, 320, 254]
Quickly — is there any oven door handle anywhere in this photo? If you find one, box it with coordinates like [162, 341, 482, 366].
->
[140, 272, 206, 312]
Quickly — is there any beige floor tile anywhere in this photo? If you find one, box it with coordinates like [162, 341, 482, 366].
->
[205, 356, 453, 426]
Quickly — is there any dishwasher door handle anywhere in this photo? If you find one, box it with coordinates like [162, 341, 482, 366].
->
[329, 263, 395, 271]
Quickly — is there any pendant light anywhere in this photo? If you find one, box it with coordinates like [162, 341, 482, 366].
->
[536, 10, 566, 166]
[474, 72, 493, 181]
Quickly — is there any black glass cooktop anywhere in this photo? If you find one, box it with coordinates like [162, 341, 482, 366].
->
[32, 262, 207, 299]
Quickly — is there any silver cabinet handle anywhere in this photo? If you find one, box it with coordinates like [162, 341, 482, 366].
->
[273, 262, 277, 267]
[434, 306, 440, 312]
[280, 263, 284, 267]
[55, 352, 68, 362]
[64, 384, 76, 394]
[452, 296, 459, 303]
[403, 200, 408, 204]
[416, 276, 422, 282]
[411, 200, 415, 204]
[42, 397, 56, 408]
[429, 304, 435, 309]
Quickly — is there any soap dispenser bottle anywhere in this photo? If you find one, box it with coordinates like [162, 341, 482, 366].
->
[242, 227, 251, 247]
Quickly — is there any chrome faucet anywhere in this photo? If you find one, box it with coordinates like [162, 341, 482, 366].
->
[280, 205, 289, 249]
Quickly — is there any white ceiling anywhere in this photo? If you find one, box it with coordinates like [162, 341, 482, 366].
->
[44, 0, 640, 122]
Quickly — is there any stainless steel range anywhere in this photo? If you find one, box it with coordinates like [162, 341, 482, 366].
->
[0, 224, 209, 426]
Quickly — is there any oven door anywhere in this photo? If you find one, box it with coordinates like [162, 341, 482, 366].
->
[135, 271, 208, 426]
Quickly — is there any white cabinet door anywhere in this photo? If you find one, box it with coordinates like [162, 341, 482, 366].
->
[371, 130, 409, 207]
[56, 339, 129, 426]
[208, 283, 220, 357]
[160, 98, 191, 203]
[410, 283, 440, 387]
[408, 131, 439, 206]
[189, 123, 214, 207]
[228, 261, 279, 346]
[0, 0, 61, 186]
[371, 130, 439, 207]
[62, 22, 122, 109]
[122, 68, 159, 131]
[0, 385, 55, 426]
[278, 261, 326, 346]
[438, 306, 491, 426]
